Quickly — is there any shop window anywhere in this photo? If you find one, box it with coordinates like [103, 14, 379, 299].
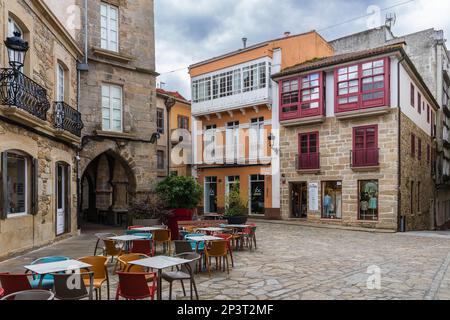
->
[321, 181, 342, 219]
[358, 180, 379, 221]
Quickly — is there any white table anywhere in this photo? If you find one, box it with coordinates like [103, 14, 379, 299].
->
[223, 224, 252, 229]
[132, 226, 167, 232]
[185, 235, 223, 242]
[196, 227, 226, 233]
[24, 260, 92, 288]
[107, 235, 148, 241]
[129, 256, 191, 300]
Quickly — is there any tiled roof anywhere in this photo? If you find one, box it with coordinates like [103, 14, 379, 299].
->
[156, 88, 188, 102]
[273, 42, 406, 79]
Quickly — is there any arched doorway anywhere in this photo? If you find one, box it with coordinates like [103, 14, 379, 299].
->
[80, 150, 136, 226]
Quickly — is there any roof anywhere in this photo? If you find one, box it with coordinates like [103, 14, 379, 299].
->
[272, 42, 406, 79]
[156, 88, 189, 103]
[189, 30, 331, 70]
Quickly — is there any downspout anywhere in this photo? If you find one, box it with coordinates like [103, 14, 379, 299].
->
[164, 97, 176, 177]
[398, 53, 406, 232]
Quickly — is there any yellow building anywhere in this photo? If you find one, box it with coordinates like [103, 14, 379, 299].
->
[189, 31, 333, 219]
[156, 88, 192, 179]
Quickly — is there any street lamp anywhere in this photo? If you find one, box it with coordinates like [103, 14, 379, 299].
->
[4, 31, 29, 71]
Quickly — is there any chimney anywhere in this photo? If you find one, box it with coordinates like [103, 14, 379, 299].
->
[242, 37, 248, 49]
[284, 31, 291, 37]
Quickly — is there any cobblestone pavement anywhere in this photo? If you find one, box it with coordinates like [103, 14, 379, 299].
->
[2, 221, 450, 300]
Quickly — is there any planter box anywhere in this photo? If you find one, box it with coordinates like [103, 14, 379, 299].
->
[226, 216, 248, 225]
[132, 218, 161, 227]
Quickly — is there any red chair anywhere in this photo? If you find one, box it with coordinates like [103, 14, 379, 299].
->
[215, 233, 235, 267]
[128, 225, 145, 230]
[0, 273, 33, 296]
[0, 288, 4, 298]
[130, 240, 153, 256]
[115, 272, 157, 300]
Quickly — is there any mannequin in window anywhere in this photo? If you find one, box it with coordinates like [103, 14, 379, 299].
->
[360, 192, 369, 219]
[323, 192, 332, 217]
[369, 192, 378, 219]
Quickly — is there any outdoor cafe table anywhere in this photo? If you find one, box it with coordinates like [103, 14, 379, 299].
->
[129, 256, 191, 300]
[108, 235, 149, 252]
[222, 224, 252, 229]
[195, 227, 226, 234]
[185, 235, 223, 253]
[132, 226, 167, 232]
[24, 260, 92, 288]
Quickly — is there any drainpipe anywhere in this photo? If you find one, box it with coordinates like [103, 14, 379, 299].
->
[398, 53, 406, 232]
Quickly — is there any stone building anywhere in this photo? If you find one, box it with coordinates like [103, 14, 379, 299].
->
[330, 27, 450, 229]
[156, 88, 192, 180]
[0, 0, 84, 259]
[77, 0, 158, 226]
[189, 32, 333, 219]
[273, 43, 439, 231]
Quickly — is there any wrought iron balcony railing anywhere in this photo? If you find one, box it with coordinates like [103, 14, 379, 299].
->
[351, 148, 380, 168]
[296, 153, 320, 170]
[54, 101, 84, 137]
[0, 68, 50, 121]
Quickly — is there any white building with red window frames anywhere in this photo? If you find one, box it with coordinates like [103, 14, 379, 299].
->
[273, 42, 439, 231]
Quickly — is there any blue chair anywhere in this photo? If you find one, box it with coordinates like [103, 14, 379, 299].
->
[125, 230, 141, 235]
[184, 233, 205, 252]
[30, 256, 70, 289]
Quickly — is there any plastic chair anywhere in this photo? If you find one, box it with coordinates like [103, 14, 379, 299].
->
[184, 233, 205, 252]
[162, 253, 201, 300]
[174, 240, 194, 254]
[237, 224, 257, 250]
[215, 233, 234, 267]
[117, 254, 149, 273]
[52, 272, 94, 300]
[0, 288, 4, 298]
[1, 290, 55, 300]
[29, 256, 69, 289]
[130, 240, 153, 256]
[0, 273, 33, 296]
[115, 272, 157, 300]
[93, 233, 117, 256]
[128, 225, 145, 230]
[78, 256, 110, 300]
[102, 239, 123, 263]
[204, 240, 229, 276]
[152, 229, 172, 255]
[133, 233, 153, 239]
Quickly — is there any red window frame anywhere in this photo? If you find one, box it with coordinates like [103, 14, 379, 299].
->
[298, 132, 320, 170]
[280, 72, 324, 121]
[411, 83, 415, 107]
[352, 125, 379, 167]
[335, 57, 390, 113]
[411, 134, 415, 158]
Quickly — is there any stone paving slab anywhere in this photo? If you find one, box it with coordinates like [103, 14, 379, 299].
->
[1, 222, 450, 300]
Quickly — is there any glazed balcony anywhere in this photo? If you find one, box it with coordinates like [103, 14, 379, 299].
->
[54, 101, 84, 137]
[351, 148, 380, 170]
[0, 68, 50, 121]
[296, 153, 320, 172]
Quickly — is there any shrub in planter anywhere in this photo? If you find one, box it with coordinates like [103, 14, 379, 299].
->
[156, 175, 202, 210]
[224, 188, 248, 224]
[129, 193, 172, 226]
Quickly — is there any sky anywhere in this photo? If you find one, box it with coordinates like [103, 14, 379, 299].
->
[155, 0, 450, 100]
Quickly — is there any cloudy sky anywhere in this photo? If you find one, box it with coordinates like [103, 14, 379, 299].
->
[155, 0, 450, 99]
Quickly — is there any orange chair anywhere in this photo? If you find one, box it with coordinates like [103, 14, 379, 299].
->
[215, 233, 234, 267]
[152, 229, 172, 255]
[78, 256, 110, 300]
[102, 239, 123, 263]
[115, 272, 157, 300]
[128, 225, 145, 230]
[204, 240, 229, 276]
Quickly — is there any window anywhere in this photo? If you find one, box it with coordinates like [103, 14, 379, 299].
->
[298, 132, 319, 170]
[226, 121, 240, 163]
[417, 93, 422, 114]
[358, 180, 379, 221]
[410, 181, 414, 215]
[157, 150, 165, 170]
[322, 181, 342, 219]
[192, 77, 211, 103]
[204, 124, 217, 162]
[5, 153, 28, 215]
[411, 83, 415, 107]
[101, 85, 122, 132]
[444, 84, 449, 107]
[250, 117, 265, 160]
[157, 108, 164, 134]
[427, 144, 431, 164]
[431, 111, 436, 137]
[411, 134, 415, 158]
[280, 72, 323, 120]
[336, 58, 389, 112]
[243, 62, 266, 92]
[204, 177, 217, 213]
[212, 70, 241, 99]
[418, 138, 422, 161]
[8, 17, 25, 72]
[352, 125, 378, 167]
[427, 104, 430, 123]
[225, 176, 240, 204]
[178, 116, 189, 130]
[56, 63, 65, 101]
[417, 181, 421, 213]
[100, 3, 119, 52]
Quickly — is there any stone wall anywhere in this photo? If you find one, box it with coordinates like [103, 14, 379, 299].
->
[280, 111, 399, 230]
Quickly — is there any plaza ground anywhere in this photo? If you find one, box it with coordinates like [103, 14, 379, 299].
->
[2, 221, 450, 300]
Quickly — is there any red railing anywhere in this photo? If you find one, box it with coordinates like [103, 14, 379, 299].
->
[351, 148, 379, 167]
[296, 153, 320, 170]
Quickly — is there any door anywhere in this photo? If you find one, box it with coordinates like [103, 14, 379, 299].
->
[204, 177, 217, 213]
[250, 175, 265, 214]
[56, 164, 67, 236]
[291, 182, 307, 218]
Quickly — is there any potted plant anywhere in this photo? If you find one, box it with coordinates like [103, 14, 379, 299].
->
[224, 187, 249, 224]
[129, 193, 172, 227]
[156, 175, 202, 239]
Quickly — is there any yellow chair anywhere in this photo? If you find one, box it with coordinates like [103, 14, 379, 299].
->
[204, 240, 229, 277]
[102, 239, 123, 263]
[78, 256, 110, 300]
[184, 226, 198, 233]
[152, 230, 172, 255]
[117, 254, 155, 283]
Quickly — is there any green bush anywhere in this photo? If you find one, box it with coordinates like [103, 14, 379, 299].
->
[155, 175, 202, 209]
[224, 187, 248, 217]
